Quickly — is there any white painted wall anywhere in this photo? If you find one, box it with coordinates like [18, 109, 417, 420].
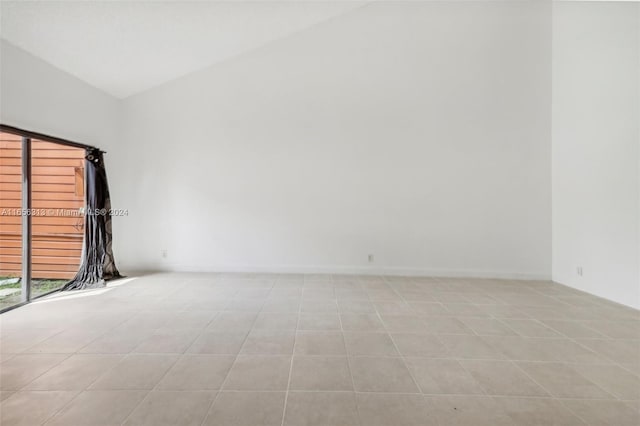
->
[115, 1, 552, 278]
[0, 39, 119, 151]
[552, 1, 640, 308]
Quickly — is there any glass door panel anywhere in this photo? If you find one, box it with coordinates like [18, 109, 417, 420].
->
[0, 132, 24, 309]
[30, 139, 85, 297]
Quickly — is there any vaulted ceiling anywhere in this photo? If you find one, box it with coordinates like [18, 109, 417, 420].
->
[0, 1, 366, 98]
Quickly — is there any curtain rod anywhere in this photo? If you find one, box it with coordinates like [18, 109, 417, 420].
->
[0, 124, 106, 153]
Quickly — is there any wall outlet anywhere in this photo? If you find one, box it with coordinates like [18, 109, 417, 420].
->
[161, 249, 168, 259]
[577, 266, 583, 276]
[368, 254, 374, 263]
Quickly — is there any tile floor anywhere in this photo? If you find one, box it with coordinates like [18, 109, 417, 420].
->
[0, 273, 639, 425]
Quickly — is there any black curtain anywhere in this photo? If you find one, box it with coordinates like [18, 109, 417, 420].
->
[63, 148, 121, 290]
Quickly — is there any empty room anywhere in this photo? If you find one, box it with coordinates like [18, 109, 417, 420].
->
[0, 0, 638, 425]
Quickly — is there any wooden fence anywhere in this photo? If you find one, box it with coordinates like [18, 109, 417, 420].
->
[0, 132, 85, 279]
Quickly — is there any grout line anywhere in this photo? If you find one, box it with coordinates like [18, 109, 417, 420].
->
[279, 280, 301, 426]
[376, 285, 430, 397]
[337, 292, 364, 426]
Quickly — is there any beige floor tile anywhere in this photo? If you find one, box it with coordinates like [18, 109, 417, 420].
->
[225, 299, 265, 312]
[539, 320, 606, 338]
[477, 304, 531, 319]
[160, 311, 218, 330]
[343, 332, 399, 356]
[434, 294, 471, 304]
[407, 302, 449, 316]
[438, 335, 507, 360]
[119, 312, 172, 330]
[425, 395, 513, 426]
[397, 291, 439, 303]
[562, 399, 640, 426]
[187, 331, 248, 354]
[335, 290, 369, 303]
[45, 390, 147, 425]
[422, 317, 474, 335]
[502, 319, 563, 337]
[268, 288, 303, 298]
[357, 393, 436, 426]
[253, 313, 298, 329]
[0, 328, 62, 354]
[569, 363, 640, 400]
[298, 314, 341, 331]
[284, 391, 359, 426]
[223, 355, 291, 390]
[350, 356, 419, 392]
[294, 331, 346, 355]
[405, 358, 484, 395]
[624, 400, 640, 414]
[290, 356, 352, 391]
[391, 333, 450, 357]
[207, 312, 257, 331]
[462, 293, 501, 305]
[481, 336, 558, 361]
[582, 320, 640, 339]
[459, 360, 548, 396]
[0, 352, 16, 364]
[124, 390, 215, 425]
[340, 314, 384, 331]
[381, 314, 426, 332]
[542, 339, 611, 364]
[79, 329, 151, 354]
[240, 330, 295, 354]
[516, 362, 613, 398]
[204, 391, 285, 426]
[495, 397, 586, 425]
[0, 391, 77, 426]
[366, 289, 404, 302]
[460, 318, 519, 336]
[442, 303, 489, 317]
[373, 301, 411, 314]
[338, 299, 376, 313]
[261, 297, 301, 313]
[25, 329, 106, 354]
[25, 354, 122, 390]
[89, 354, 178, 390]
[157, 355, 235, 390]
[235, 289, 271, 299]
[621, 361, 640, 378]
[518, 306, 579, 321]
[300, 299, 338, 313]
[303, 288, 336, 299]
[0, 354, 68, 390]
[132, 328, 200, 353]
[575, 339, 640, 365]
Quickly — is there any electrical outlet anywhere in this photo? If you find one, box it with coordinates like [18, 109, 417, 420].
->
[161, 249, 168, 259]
[577, 266, 583, 276]
[368, 254, 374, 263]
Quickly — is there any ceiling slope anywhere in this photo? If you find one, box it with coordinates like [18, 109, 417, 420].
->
[0, 1, 366, 98]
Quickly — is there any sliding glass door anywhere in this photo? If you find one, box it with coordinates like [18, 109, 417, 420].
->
[0, 130, 86, 311]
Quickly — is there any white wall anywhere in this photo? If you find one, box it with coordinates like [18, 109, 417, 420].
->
[552, 1, 640, 308]
[114, 0, 552, 278]
[0, 39, 119, 151]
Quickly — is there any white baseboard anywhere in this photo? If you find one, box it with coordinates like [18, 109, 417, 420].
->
[119, 261, 551, 281]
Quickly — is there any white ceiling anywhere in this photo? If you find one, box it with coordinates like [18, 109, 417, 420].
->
[0, 1, 366, 98]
